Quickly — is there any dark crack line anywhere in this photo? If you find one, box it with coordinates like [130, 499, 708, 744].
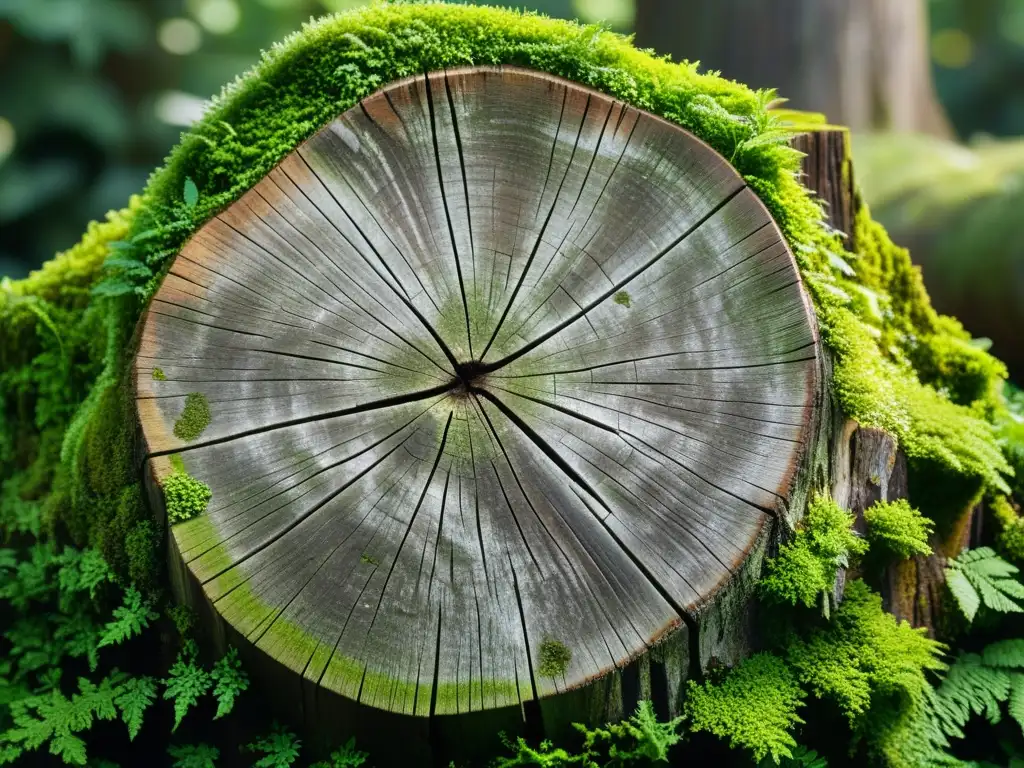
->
[423, 71, 474, 357]
[479, 92, 593, 362]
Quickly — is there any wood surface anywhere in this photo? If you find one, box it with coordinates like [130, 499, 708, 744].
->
[134, 67, 820, 748]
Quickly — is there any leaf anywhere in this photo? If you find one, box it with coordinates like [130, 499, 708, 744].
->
[246, 724, 302, 768]
[113, 676, 156, 740]
[946, 548, 1024, 622]
[946, 569, 981, 622]
[98, 587, 158, 648]
[1009, 673, 1024, 734]
[48, 732, 87, 765]
[983, 640, 1024, 669]
[162, 642, 211, 731]
[210, 647, 248, 719]
[183, 178, 199, 209]
[168, 743, 219, 768]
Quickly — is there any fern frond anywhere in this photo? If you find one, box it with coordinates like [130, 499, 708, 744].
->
[210, 647, 248, 719]
[933, 654, 1010, 738]
[162, 641, 211, 732]
[946, 547, 1024, 622]
[982, 639, 1024, 669]
[98, 587, 158, 648]
[1008, 673, 1024, 733]
[114, 676, 156, 740]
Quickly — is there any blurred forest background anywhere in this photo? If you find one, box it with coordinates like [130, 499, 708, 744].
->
[1, 0, 1022, 379]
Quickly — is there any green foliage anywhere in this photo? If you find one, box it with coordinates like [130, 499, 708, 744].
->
[494, 701, 683, 767]
[786, 580, 946, 726]
[537, 639, 572, 678]
[97, 587, 158, 648]
[0, 672, 154, 766]
[993, 495, 1024, 565]
[245, 724, 302, 768]
[613, 291, 631, 308]
[168, 743, 219, 768]
[759, 745, 828, 768]
[210, 647, 248, 720]
[761, 494, 866, 614]
[163, 471, 211, 524]
[686, 653, 805, 763]
[172, 393, 211, 442]
[183, 179, 199, 211]
[309, 737, 367, 768]
[946, 547, 1024, 623]
[162, 641, 211, 732]
[930, 639, 1024, 741]
[864, 499, 934, 559]
[576, 700, 683, 766]
[152, 367, 166, 381]
[112, 676, 156, 741]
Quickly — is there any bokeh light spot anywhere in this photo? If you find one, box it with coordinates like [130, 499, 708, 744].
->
[158, 18, 203, 56]
[191, 0, 241, 35]
[571, 0, 636, 29]
[0, 118, 15, 163]
[932, 28, 974, 69]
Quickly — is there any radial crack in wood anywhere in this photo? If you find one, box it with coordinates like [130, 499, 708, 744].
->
[134, 67, 820, 736]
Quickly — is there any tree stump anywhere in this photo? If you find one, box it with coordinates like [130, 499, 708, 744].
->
[135, 67, 820, 762]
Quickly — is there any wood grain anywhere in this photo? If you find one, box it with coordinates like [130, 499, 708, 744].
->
[135, 67, 820, 731]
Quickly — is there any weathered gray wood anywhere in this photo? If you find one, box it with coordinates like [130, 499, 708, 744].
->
[135, 67, 820, 761]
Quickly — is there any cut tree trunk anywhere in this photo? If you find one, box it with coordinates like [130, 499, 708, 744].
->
[134, 67, 824, 764]
[635, 0, 952, 138]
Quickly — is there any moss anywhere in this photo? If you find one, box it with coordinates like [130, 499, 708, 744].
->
[163, 471, 212, 524]
[685, 652, 805, 763]
[359, 552, 379, 567]
[992, 495, 1024, 565]
[613, 290, 631, 308]
[786, 580, 945, 725]
[537, 639, 572, 678]
[168, 604, 197, 640]
[173, 392, 211, 442]
[151, 367, 166, 381]
[760, 494, 867, 612]
[864, 499, 934, 560]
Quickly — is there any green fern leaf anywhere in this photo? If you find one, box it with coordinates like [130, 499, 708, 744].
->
[1008, 673, 1024, 733]
[169, 742, 219, 768]
[983, 640, 1024, 669]
[48, 732, 87, 765]
[946, 569, 981, 622]
[114, 676, 156, 740]
[934, 654, 1011, 738]
[246, 724, 302, 768]
[98, 588, 158, 648]
[210, 647, 248, 719]
[162, 642, 211, 731]
[946, 548, 1024, 621]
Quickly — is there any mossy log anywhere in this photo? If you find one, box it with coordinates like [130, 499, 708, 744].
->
[136, 67, 824, 762]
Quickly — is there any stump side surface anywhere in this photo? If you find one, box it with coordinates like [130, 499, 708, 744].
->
[135, 67, 819, 716]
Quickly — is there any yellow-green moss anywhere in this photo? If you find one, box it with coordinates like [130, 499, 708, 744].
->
[152, 367, 166, 381]
[613, 290, 631, 308]
[864, 500, 934, 560]
[760, 494, 867, 612]
[173, 392, 211, 442]
[537, 638, 572, 678]
[992, 495, 1024, 565]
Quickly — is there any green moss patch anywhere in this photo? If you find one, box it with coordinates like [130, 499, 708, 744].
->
[163, 471, 212, 524]
[152, 367, 166, 381]
[537, 638, 572, 678]
[173, 392, 211, 442]
[760, 494, 866, 613]
[613, 290, 631, 308]
[864, 499, 933, 559]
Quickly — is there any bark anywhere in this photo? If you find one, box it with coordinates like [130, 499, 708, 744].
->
[635, 0, 952, 137]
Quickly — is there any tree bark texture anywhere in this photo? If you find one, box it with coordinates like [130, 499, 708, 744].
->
[635, 0, 952, 138]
